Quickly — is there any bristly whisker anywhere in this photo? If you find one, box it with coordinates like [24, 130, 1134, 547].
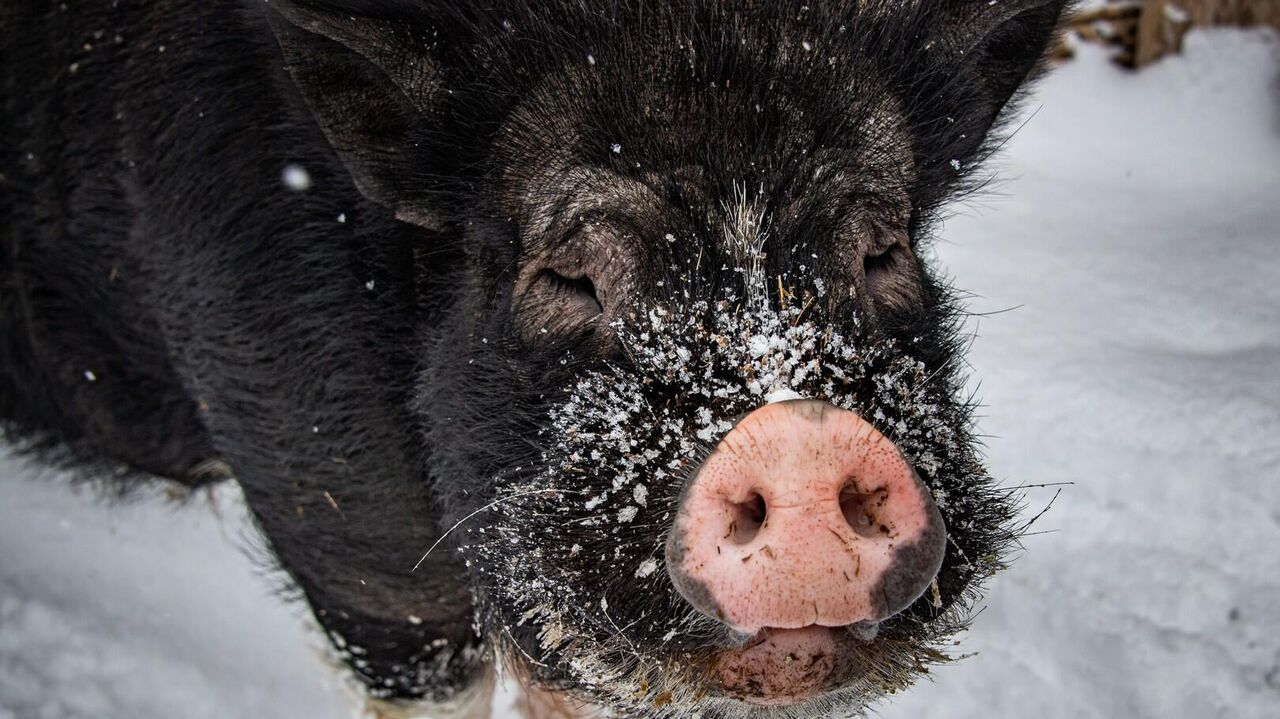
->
[411, 488, 580, 571]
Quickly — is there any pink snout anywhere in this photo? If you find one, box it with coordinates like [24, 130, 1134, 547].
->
[665, 399, 946, 634]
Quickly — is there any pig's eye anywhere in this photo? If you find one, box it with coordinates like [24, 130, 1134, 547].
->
[862, 233, 921, 312]
[513, 265, 605, 341]
[534, 268, 603, 317]
[863, 243, 899, 279]
[862, 231, 906, 278]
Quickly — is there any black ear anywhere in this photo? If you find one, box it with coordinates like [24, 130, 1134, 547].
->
[900, 0, 1072, 206]
[266, 0, 448, 230]
[929, 0, 1073, 120]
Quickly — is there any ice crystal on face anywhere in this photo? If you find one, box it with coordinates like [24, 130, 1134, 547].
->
[635, 558, 658, 579]
[765, 387, 804, 404]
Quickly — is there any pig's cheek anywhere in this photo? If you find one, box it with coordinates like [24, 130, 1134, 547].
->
[513, 685, 599, 719]
[508, 661, 599, 719]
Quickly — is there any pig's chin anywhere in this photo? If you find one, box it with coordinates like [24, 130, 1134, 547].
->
[706, 626, 855, 706]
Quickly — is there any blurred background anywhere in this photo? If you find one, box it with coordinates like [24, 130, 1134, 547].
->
[1, 3, 1277, 718]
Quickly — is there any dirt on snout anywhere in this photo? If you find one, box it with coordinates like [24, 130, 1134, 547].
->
[707, 626, 842, 705]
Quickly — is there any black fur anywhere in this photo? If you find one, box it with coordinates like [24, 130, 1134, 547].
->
[1, 0, 1070, 714]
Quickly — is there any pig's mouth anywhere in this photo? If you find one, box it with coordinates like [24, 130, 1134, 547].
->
[707, 626, 850, 705]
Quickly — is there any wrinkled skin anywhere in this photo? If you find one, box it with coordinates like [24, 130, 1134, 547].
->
[0, 1, 1069, 717]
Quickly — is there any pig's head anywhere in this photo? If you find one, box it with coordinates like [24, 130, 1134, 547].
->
[270, 0, 1070, 715]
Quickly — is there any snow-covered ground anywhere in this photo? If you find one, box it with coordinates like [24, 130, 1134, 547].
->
[2, 29, 1278, 719]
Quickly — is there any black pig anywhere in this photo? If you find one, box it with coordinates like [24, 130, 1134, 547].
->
[0, 1, 1070, 716]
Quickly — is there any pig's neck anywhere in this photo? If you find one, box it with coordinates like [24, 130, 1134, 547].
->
[514, 684, 600, 719]
[362, 667, 496, 719]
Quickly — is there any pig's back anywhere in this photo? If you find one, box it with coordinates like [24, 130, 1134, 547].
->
[0, 0, 304, 484]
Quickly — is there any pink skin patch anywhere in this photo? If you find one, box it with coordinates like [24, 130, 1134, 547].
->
[667, 399, 946, 635]
[710, 626, 841, 705]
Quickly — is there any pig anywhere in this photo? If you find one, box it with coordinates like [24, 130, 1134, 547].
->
[0, 0, 1071, 716]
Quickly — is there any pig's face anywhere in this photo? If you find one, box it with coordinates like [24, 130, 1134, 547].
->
[419, 67, 1009, 719]
[271, 0, 1069, 715]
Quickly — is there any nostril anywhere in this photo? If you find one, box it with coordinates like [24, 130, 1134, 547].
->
[724, 492, 767, 545]
[839, 483, 892, 539]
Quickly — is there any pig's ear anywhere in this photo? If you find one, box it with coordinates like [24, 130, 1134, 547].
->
[266, 1, 448, 230]
[928, 0, 1072, 121]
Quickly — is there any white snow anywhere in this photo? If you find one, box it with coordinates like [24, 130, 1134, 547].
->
[2, 29, 1278, 719]
[281, 164, 312, 192]
[635, 559, 659, 579]
[0, 478, 354, 719]
[765, 388, 805, 404]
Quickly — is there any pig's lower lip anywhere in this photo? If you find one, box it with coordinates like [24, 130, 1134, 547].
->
[708, 626, 843, 705]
